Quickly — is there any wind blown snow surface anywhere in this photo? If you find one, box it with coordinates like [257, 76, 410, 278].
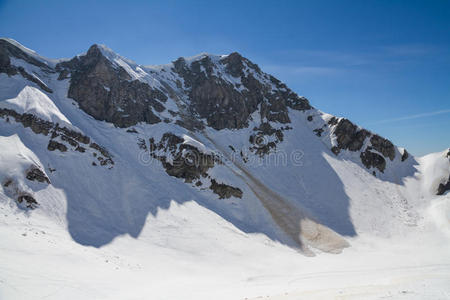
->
[0, 86, 72, 126]
[0, 39, 449, 300]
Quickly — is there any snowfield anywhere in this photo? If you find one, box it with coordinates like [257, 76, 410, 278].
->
[0, 193, 449, 300]
[0, 38, 449, 299]
[0, 86, 72, 126]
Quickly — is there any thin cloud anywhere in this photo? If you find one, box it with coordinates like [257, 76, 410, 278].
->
[277, 49, 371, 66]
[369, 109, 450, 125]
[380, 44, 439, 56]
[291, 66, 341, 75]
[263, 65, 342, 76]
[277, 44, 444, 69]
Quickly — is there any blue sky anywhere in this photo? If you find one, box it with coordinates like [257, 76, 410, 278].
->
[0, 0, 449, 155]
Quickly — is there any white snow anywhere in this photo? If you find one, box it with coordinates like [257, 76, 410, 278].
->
[0, 134, 45, 188]
[0, 195, 448, 300]
[182, 134, 212, 154]
[0, 40, 449, 300]
[417, 150, 450, 197]
[0, 38, 64, 66]
[0, 86, 72, 126]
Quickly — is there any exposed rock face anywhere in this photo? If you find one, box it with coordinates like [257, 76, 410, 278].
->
[326, 117, 400, 172]
[0, 40, 53, 92]
[171, 52, 311, 130]
[313, 128, 324, 137]
[360, 149, 386, 172]
[16, 66, 53, 93]
[0, 40, 50, 71]
[401, 149, 409, 162]
[172, 55, 255, 129]
[0, 108, 53, 135]
[47, 140, 68, 152]
[1, 107, 90, 147]
[2, 177, 39, 209]
[0, 38, 411, 184]
[248, 122, 285, 156]
[369, 135, 395, 161]
[0, 106, 113, 167]
[17, 194, 38, 209]
[57, 45, 167, 128]
[149, 133, 217, 183]
[210, 179, 243, 199]
[437, 176, 450, 195]
[25, 166, 50, 184]
[0, 42, 17, 76]
[332, 119, 371, 154]
[147, 133, 242, 198]
[328, 117, 339, 126]
[5, 41, 311, 132]
[89, 143, 114, 166]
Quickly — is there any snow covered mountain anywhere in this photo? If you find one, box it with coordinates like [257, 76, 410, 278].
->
[0, 38, 449, 299]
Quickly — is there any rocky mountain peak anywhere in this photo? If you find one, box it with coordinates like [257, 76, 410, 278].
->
[0, 38, 49, 70]
[221, 51, 262, 77]
[167, 50, 312, 130]
[3, 39, 449, 271]
[0, 39, 412, 179]
[50, 44, 313, 131]
[83, 44, 114, 66]
[56, 46, 167, 128]
[0, 38, 54, 92]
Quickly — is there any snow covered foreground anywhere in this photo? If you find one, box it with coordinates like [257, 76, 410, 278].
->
[0, 123, 448, 300]
[0, 38, 449, 299]
[0, 192, 449, 300]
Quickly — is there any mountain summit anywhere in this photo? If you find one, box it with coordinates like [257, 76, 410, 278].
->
[0, 38, 449, 257]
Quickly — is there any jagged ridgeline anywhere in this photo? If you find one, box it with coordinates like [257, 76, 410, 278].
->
[55, 44, 311, 129]
[1, 38, 448, 254]
[51, 42, 406, 177]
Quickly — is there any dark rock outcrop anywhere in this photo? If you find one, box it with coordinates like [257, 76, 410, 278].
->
[2, 177, 39, 209]
[0, 107, 113, 167]
[328, 118, 398, 173]
[0, 108, 53, 135]
[369, 135, 395, 161]
[171, 52, 311, 130]
[149, 133, 217, 183]
[313, 128, 324, 137]
[0, 39, 50, 70]
[248, 122, 285, 157]
[17, 193, 38, 209]
[331, 146, 340, 155]
[25, 166, 50, 184]
[437, 176, 450, 195]
[147, 133, 242, 198]
[360, 150, 386, 172]
[57, 45, 166, 128]
[16, 66, 53, 93]
[89, 143, 114, 166]
[0, 39, 53, 92]
[210, 179, 243, 199]
[126, 128, 138, 133]
[332, 119, 370, 154]
[328, 117, 339, 126]
[401, 149, 409, 162]
[47, 140, 68, 152]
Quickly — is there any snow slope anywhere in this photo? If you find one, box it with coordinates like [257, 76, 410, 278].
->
[0, 86, 72, 126]
[0, 134, 48, 200]
[0, 193, 449, 300]
[0, 38, 449, 299]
